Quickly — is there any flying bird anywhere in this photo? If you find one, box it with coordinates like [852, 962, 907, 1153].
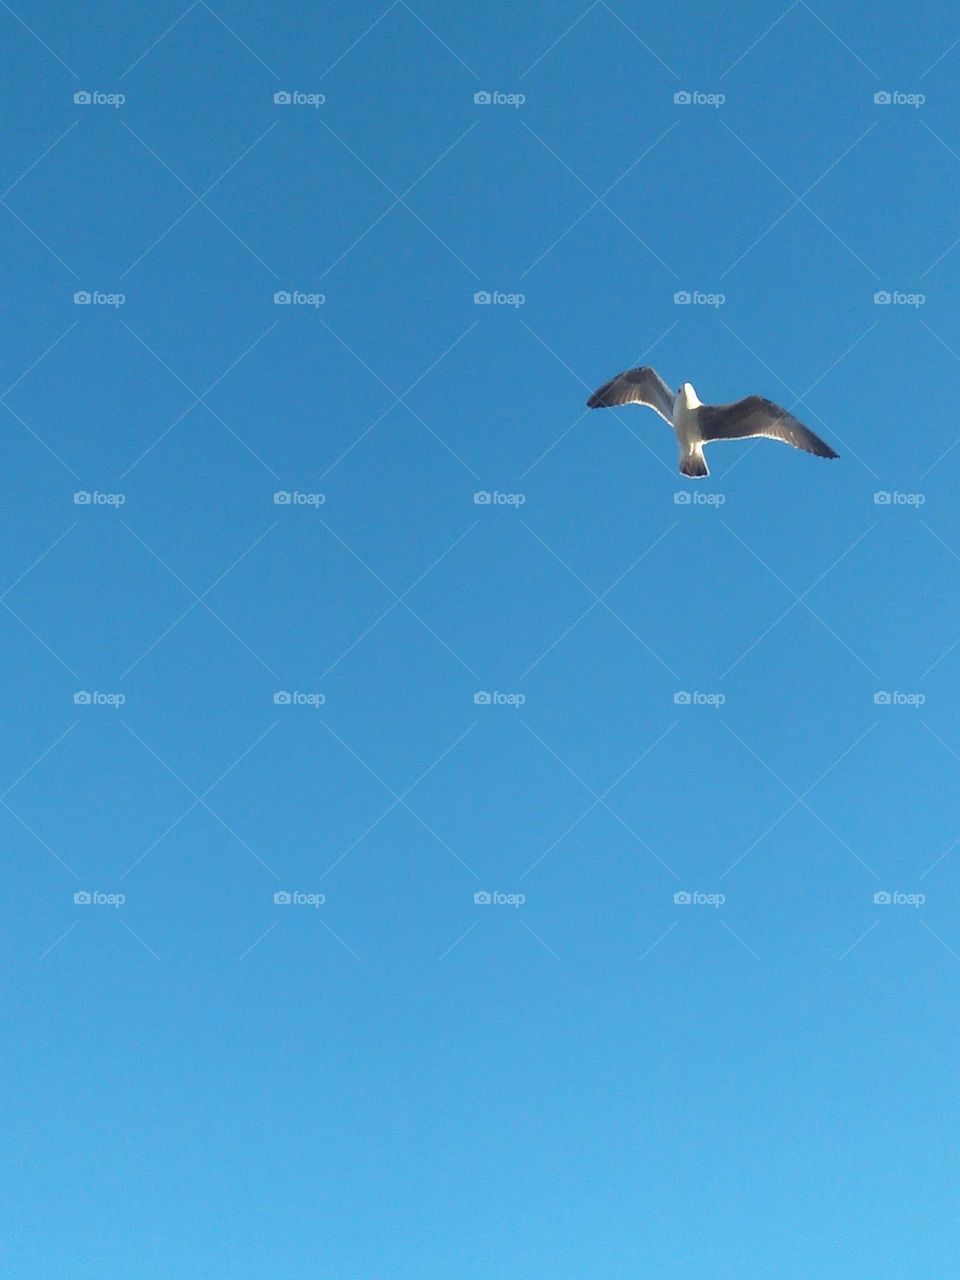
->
[586, 366, 838, 478]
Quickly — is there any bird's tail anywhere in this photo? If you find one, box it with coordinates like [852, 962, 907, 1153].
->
[680, 446, 709, 478]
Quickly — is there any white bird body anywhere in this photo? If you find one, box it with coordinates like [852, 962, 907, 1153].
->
[587, 366, 838, 478]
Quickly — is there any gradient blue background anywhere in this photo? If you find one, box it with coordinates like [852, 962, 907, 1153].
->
[2, 1, 959, 1275]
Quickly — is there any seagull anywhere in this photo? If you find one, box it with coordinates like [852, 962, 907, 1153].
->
[586, 366, 839, 478]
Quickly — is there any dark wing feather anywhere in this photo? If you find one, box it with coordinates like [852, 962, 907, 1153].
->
[698, 397, 838, 459]
[586, 366, 675, 425]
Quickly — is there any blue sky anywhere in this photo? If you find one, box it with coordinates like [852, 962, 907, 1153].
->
[3, 0, 960, 1275]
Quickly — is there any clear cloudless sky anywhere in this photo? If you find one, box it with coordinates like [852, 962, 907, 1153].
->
[2, 0, 960, 1275]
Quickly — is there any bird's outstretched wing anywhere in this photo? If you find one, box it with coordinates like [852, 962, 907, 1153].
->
[698, 397, 838, 459]
[586, 367, 675, 425]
